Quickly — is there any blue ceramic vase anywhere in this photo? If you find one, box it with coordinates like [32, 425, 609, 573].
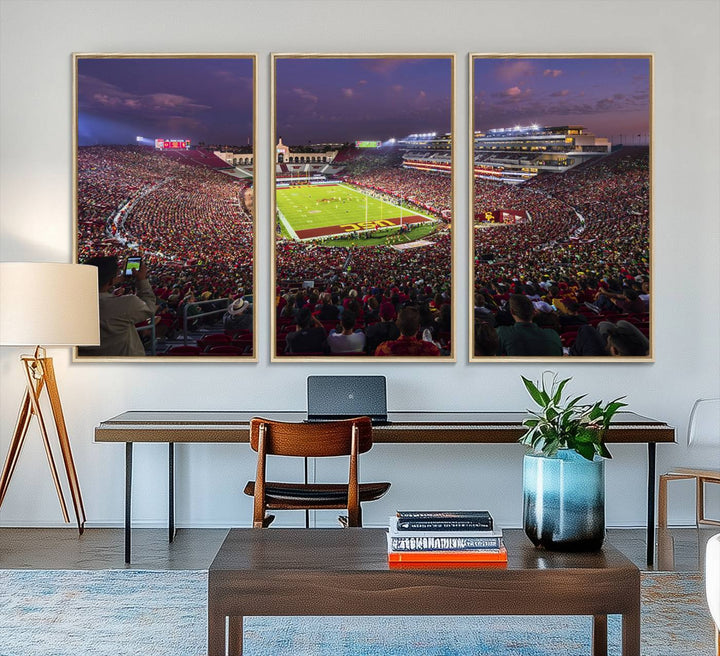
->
[522, 448, 606, 551]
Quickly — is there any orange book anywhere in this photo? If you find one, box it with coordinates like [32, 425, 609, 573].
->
[389, 560, 507, 569]
[388, 545, 507, 564]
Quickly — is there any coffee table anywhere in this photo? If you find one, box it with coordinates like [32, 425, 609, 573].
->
[208, 528, 640, 656]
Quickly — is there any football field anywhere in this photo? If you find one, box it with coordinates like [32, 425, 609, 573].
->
[276, 183, 435, 240]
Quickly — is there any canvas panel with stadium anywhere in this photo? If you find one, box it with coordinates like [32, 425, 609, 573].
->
[471, 55, 652, 359]
[74, 55, 255, 359]
[273, 55, 454, 360]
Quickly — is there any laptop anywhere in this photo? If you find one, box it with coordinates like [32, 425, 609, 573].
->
[306, 375, 389, 425]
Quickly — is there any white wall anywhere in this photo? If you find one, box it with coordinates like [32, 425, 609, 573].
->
[1, 0, 718, 530]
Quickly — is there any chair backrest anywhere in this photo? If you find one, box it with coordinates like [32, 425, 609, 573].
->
[688, 398, 720, 447]
[249, 417, 373, 457]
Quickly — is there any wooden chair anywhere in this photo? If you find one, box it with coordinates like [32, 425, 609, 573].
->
[658, 398, 720, 528]
[244, 417, 390, 528]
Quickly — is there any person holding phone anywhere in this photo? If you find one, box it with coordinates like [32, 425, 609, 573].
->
[78, 255, 157, 357]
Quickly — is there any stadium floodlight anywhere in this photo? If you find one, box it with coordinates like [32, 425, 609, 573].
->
[532, 125, 539, 130]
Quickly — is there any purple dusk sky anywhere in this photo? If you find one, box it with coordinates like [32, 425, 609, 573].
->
[275, 57, 452, 144]
[473, 57, 651, 140]
[77, 57, 254, 147]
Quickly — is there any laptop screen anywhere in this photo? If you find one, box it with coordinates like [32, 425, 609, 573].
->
[306, 375, 387, 423]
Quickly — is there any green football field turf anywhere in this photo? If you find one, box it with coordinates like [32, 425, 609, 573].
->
[276, 183, 433, 239]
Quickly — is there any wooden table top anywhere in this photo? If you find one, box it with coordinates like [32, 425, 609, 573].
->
[209, 527, 636, 574]
[95, 410, 675, 444]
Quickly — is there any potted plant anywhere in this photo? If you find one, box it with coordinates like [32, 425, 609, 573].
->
[519, 372, 626, 551]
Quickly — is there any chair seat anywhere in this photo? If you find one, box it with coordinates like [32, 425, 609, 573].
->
[244, 481, 390, 508]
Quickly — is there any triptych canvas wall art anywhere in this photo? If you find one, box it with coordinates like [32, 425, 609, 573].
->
[72, 53, 651, 362]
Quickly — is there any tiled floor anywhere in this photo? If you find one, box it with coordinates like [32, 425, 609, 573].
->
[0, 526, 716, 571]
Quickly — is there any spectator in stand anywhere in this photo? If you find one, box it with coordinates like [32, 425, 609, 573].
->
[613, 288, 647, 315]
[316, 292, 340, 320]
[474, 293, 496, 327]
[365, 302, 400, 355]
[638, 278, 650, 309]
[223, 296, 253, 332]
[285, 307, 327, 354]
[78, 256, 156, 357]
[569, 324, 609, 357]
[364, 297, 380, 324]
[474, 320, 500, 357]
[558, 300, 589, 329]
[435, 303, 452, 333]
[533, 310, 562, 334]
[496, 294, 562, 357]
[375, 307, 440, 357]
[327, 311, 366, 354]
[599, 320, 649, 356]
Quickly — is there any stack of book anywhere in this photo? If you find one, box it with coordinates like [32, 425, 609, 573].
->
[387, 510, 507, 567]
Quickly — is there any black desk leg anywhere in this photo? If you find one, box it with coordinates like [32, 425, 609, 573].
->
[169, 443, 175, 542]
[304, 456, 310, 529]
[647, 442, 656, 567]
[125, 442, 133, 565]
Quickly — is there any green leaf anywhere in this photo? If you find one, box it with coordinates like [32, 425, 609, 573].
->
[602, 399, 628, 426]
[588, 403, 603, 421]
[552, 377, 571, 404]
[566, 394, 587, 409]
[522, 376, 546, 407]
[575, 430, 594, 443]
[576, 442, 595, 461]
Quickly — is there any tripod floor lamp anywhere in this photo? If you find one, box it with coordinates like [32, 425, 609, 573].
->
[0, 262, 100, 533]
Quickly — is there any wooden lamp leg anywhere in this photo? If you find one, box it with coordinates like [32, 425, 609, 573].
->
[41, 357, 86, 532]
[0, 391, 34, 506]
[0, 353, 85, 533]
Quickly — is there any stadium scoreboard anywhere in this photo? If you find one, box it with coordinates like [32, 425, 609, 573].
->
[355, 141, 382, 148]
[155, 138, 191, 150]
[481, 209, 529, 225]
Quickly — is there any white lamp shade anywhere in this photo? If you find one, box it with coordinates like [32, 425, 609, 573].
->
[0, 262, 100, 346]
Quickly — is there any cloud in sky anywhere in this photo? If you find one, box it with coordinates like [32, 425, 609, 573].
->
[292, 87, 318, 104]
[76, 58, 254, 146]
[496, 59, 535, 82]
[79, 76, 211, 114]
[275, 57, 451, 142]
[474, 57, 651, 136]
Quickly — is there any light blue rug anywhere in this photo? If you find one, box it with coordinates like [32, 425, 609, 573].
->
[0, 569, 714, 656]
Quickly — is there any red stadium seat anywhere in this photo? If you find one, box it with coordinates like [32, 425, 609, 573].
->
[560, 331, 579, 347]
[164, 345, 202, 356]
[198, 334, 231, 350]
[203, 345, 246, 355]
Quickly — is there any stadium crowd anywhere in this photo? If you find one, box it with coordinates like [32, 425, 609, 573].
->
[472, 147, 651, 357]
[275, 227, 452, 357]
[77, 145, 254, 354]
[344, 166, 452, 219]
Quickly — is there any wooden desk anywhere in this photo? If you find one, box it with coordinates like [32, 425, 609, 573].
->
[207, 528, 641, 656]
[94, 411, 675, 564]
